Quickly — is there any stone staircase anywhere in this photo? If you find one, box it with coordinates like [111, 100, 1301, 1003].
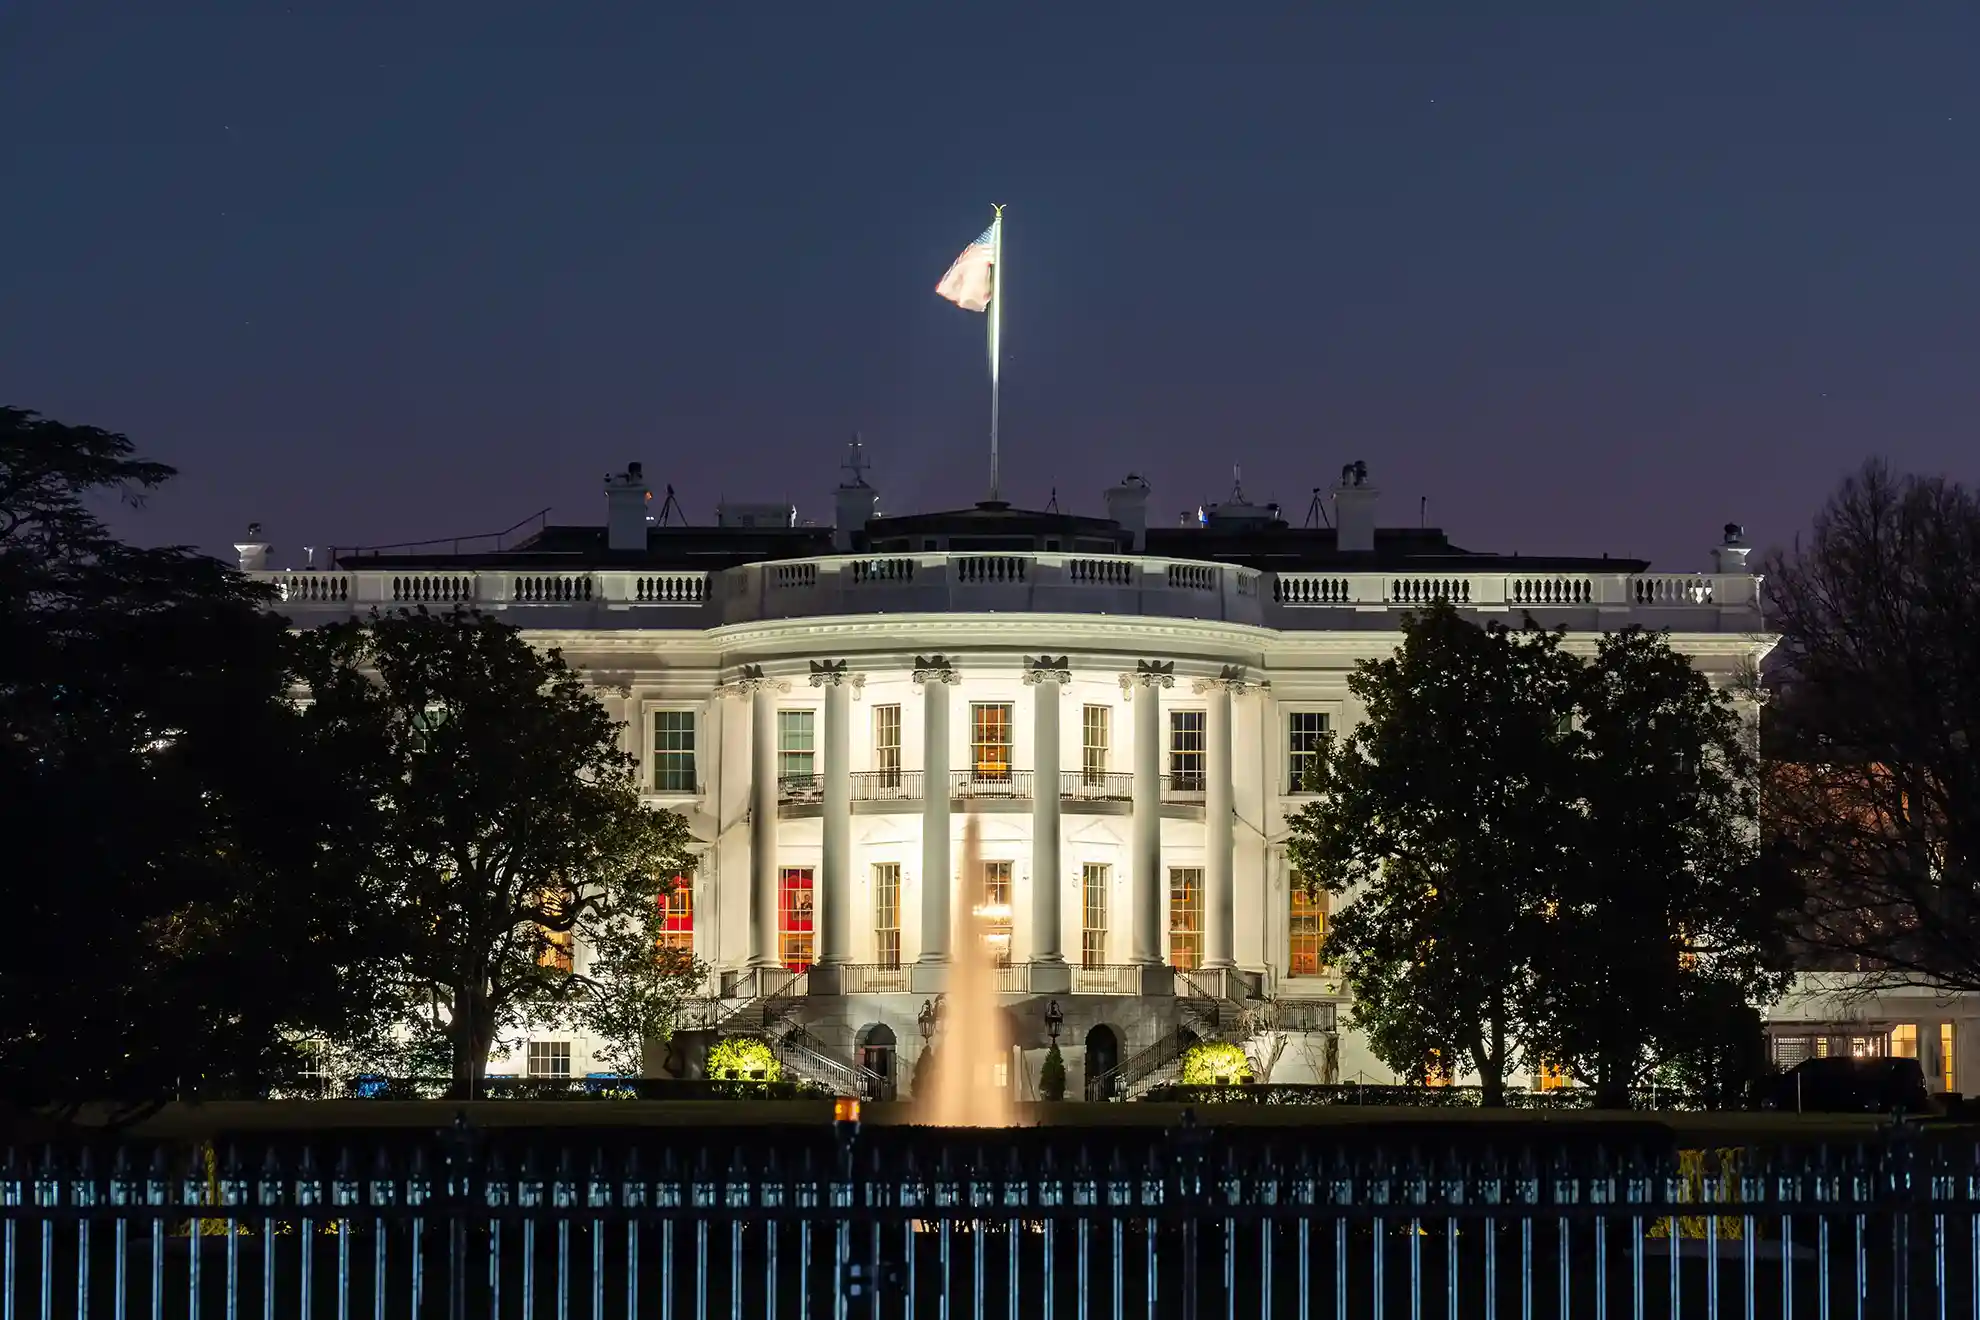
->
[682, 971, 885, 1099]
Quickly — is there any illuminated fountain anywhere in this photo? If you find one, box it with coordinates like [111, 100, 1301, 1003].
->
[917, 818, 1015, 1127]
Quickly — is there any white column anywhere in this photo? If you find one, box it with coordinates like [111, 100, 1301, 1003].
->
[739, 671, 787, 973]
[1025, 656, 1070, 991]
[810, 660, 857, 992]
[1200, 677, 1237, 971]
[912, 655, 958, 993]
[1123, 660, 1174, 974]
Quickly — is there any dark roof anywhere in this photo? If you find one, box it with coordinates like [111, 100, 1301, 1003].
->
[334, 502, 1649, 574]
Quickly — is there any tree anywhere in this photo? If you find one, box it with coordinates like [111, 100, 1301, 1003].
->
[1037, 1044, 1067, 1102]
[1534, 628, 1793, 1108]
[1764, 461, 1980, 992]
[1287, 602, 1581, 1105]
[563, 871, 703, 1076]
[0, 408, 378, 1107]
[295, 608, 700, 1095]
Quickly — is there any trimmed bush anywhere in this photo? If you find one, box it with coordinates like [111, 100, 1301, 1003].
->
[706, 1037, 782, 1083]
[1178, 1042, 1252, 1086]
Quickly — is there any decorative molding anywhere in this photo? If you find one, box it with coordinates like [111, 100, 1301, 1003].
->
[1192, 663, 1269, 695]
[715, 663, 789, 698]
[1022, 654, 1071, 687]
[911, 654, 960, 687]
[1119, 658, 1176, 698]
[807, 658, 865, 694]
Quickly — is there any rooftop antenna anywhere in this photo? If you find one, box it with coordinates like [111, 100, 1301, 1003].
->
[1230, 464, 1246, 503]
[1304, 487, 1332, 529]
[842, 433, 871, 487]
[656, 484, 686, 526]
[1045, 486, 1060, 514]
[1420, 496, 1427, 529]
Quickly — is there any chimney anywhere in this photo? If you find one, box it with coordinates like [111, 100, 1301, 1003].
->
[1334, 460, 1378, 553]
[1713, 522, 1752, 574]
[234, 522, 269, 572]
[1104, 474, 1151, 553]
[832, 437, 879, 551]
[605, 462, 652, 552]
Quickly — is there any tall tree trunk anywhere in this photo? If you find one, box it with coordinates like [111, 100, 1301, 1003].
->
[448, 984, 495, 1101]
[1474, 1014, 1507, 1107]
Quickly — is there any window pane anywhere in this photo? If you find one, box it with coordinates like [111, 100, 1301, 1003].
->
[657, 870, 694, 958]
[1168, 868, 1203, 971]
[777, 711, 816, 784]
[872, 705, 902, 784]
[779, 867, 815, 971]
[1169, 711, 1206, 789]
[1286, 711, 1331, 794]
[1081, 864, 1110, 968]
[971, 703, 1013, 781]
[651, 710, 697, 793]
[527, 1041, 571, 1078]
[1289, 875, 1327, 976]
[1082, 705, 1111, 782]
[980, 861, 1014, 966]
[873, 863, 901, 969]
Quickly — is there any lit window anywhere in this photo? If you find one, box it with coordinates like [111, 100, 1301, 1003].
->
[1425, 1050, 1452, 1087]
[971, 703, 1013, 782]
[651, 710, 696, 793]
[777, 711, 815, 786]
[979, 861, 1013, 966]
[1535, 1060, 1571, 1091]
[872, 705, 901, 786]
[779, 868, 815, 971]
[873, 863, 901, 969]
[1081, 864, 1110, 968]
[1942, 1023, 1956, 1091]
[657, 872, 694, 958]
[1168, 868, 1203, 971]
[1082, 705, 1111, 783]
[1289, 880, 1327, 976]
[537, 889, 573, 972]
[1169, 710, 1205, 790]
[526, 1041, 571, 1078]
[1890, 1023, 1919, 1059]
[1287, 712, 1331, 794]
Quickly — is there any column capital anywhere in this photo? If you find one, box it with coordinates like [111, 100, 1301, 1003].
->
[807, 658, 866, 694]
[1191, 664, 1269, 696]
[718, 664, 790, 698]
[911, 654, 960, 687]
[1118, 658, 1175, 698]
[1022, 654, 1071, 687]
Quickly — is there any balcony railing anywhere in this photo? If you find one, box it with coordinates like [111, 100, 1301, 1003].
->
[951, 770, 1031, 801]
[1161, 774, 1207, 805]
[838, 962, 910, 993]
[849, 771, 922, 802]
[1072, 963, 1141, 995]
[1063, 771, 1134, 802]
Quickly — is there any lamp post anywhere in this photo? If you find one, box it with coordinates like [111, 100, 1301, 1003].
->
[918, 999, 936, 1044]
[1045, 999, 1064, 1045]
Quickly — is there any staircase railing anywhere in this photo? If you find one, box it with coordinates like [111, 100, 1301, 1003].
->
[1090, 1027, 1192, 1100]
[771, 1025, 888, 1099]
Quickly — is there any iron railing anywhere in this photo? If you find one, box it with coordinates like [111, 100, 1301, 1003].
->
[1062, 771, 1134, 802]
[1161, 774, 1208, 804]
[1071, 963, 1140, 995]
[949, 771, 1030, 801]
[849, 771, 922, 802]
[2, 1121, 1971, 1317]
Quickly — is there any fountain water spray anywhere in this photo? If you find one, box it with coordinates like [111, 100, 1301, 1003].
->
[918, 818, 1015, 1127]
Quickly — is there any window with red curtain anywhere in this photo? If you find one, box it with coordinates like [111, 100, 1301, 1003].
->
[657, 871, 694, 958]
[779, 867, 815, 971]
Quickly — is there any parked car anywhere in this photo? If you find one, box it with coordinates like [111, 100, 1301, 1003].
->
[1750, 1056, 1934, 1114]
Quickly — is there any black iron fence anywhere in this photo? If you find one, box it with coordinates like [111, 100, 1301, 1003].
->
[3, 1115, 1977, 1317]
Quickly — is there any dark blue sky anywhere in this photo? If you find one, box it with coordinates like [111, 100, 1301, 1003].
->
[4, 5, 1975, 570]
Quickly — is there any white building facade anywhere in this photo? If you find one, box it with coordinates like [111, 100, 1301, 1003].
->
[246, 459, 1774, 1099]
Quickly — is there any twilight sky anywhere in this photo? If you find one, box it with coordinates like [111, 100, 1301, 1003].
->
[3, 4, 1975, 571]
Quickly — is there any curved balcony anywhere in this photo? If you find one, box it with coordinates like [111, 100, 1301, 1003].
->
[775, 769, 1186, 816]
[250, 552, 1762, 633]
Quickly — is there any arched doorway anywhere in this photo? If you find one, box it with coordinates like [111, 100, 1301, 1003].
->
[857, 1023, 898, 1101]
[1083, 1024, 1121, 1101]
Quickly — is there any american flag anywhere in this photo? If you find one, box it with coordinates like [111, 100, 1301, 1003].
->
[934, 223, 997, 312]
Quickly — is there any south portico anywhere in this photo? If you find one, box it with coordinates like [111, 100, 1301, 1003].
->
[711, 648, 1267, 1001]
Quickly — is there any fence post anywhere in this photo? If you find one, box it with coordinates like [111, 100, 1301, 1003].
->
[443, 1110, 479, 1320]
[1171, 1108, 1209, 1320]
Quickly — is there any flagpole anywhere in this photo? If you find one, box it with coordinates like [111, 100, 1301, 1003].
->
[988, 203, 1004, 502]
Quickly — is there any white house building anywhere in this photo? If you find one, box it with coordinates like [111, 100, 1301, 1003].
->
[242, 450, 1775, 1099]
